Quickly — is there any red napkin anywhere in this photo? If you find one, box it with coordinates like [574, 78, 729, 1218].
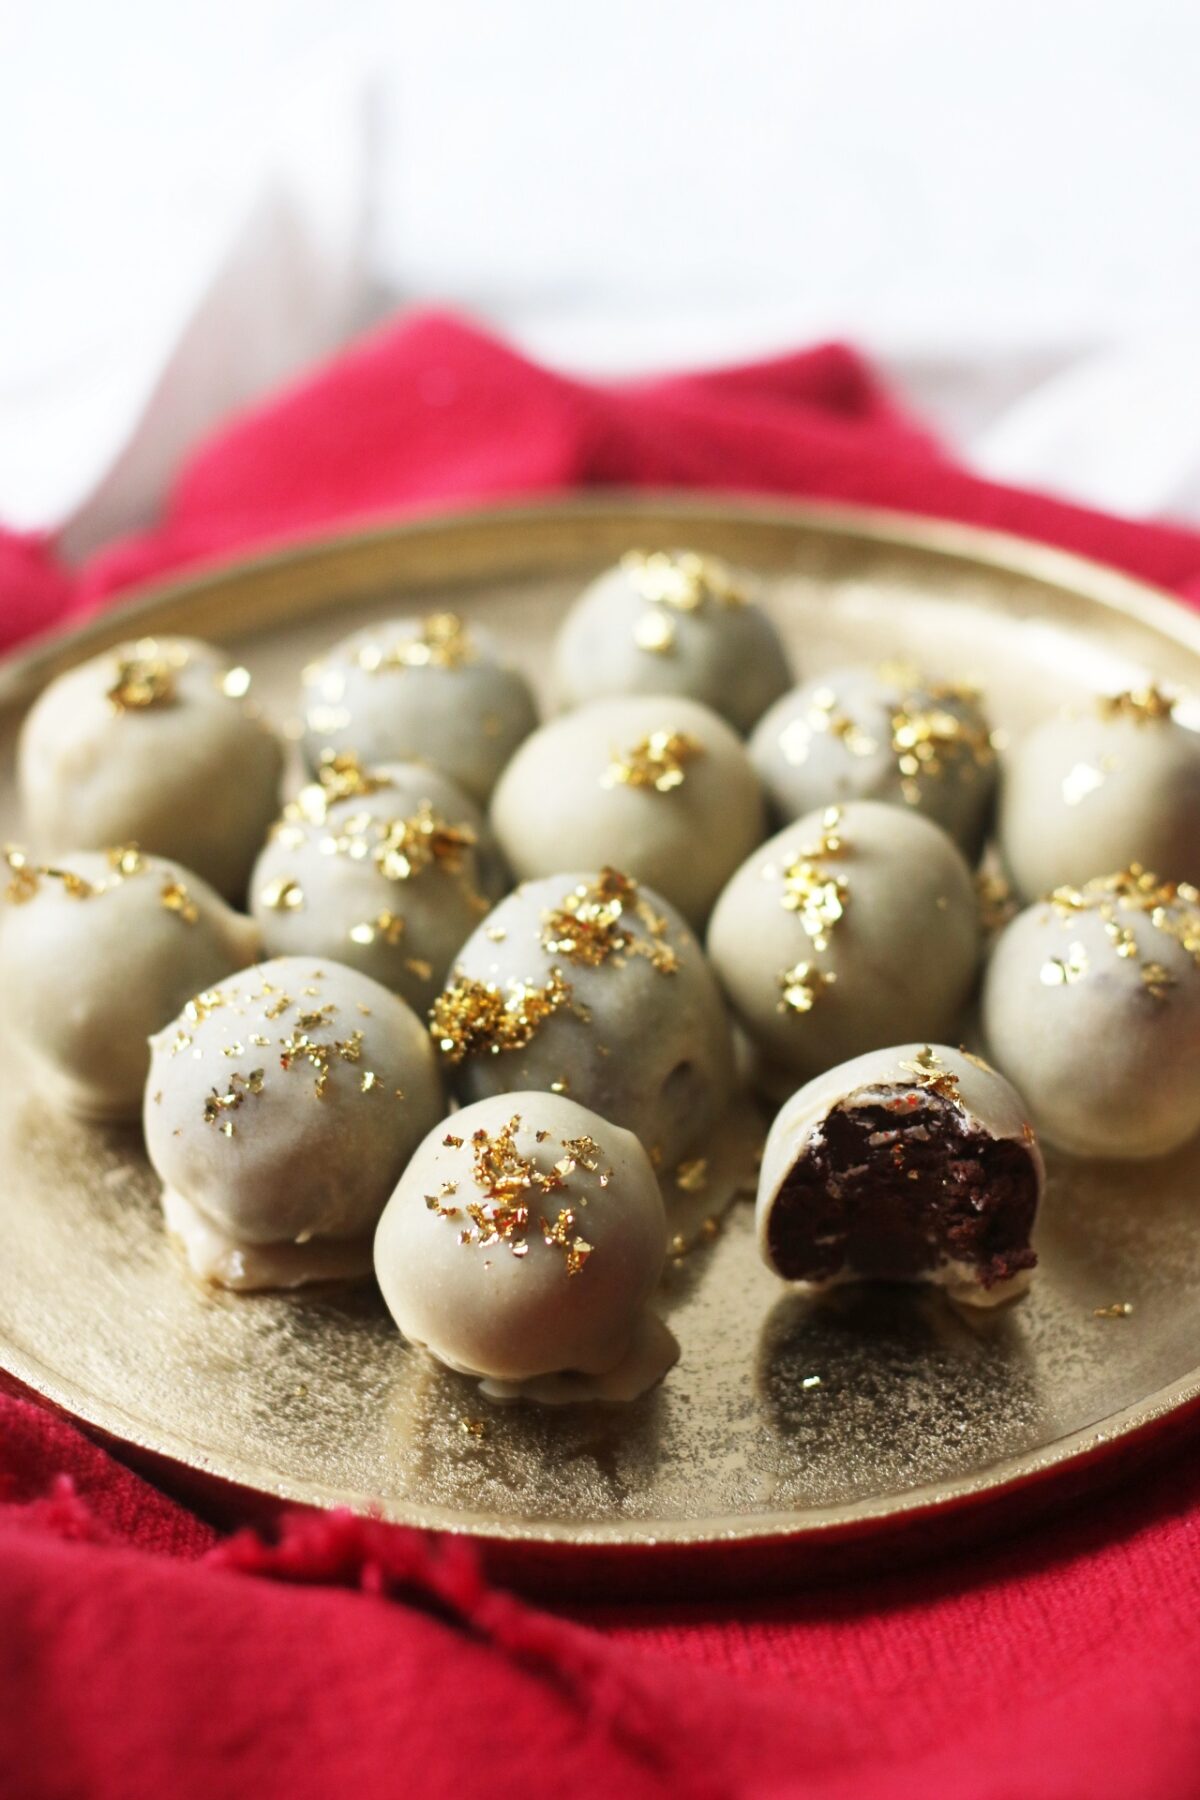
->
[3, 310, 1200, 1799]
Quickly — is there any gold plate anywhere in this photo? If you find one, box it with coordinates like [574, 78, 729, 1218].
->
[3, 493, 1200, 1597]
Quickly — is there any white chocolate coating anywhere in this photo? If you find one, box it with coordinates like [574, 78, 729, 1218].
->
[750, 665, 996, 858]
[251, 760, 504, 1013]
[554, 550, 790, 733]
[707, 801, 980, 1085]
[982, 871, 1200, 1158]
[300, 614, 538, 803]
[145, 956, 444, 1287]
[374, 1092, 672, 1386]
[998, 694, 1200, 900]
[489, 694, 765, 928]
[432, 870, 734, 1167]
[0, 848, 259, 1121]
[757, 1043, 1043, 1305]
[18, 637, 284, 903]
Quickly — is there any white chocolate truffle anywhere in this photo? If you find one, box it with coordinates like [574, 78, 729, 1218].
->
[18, 637, 283, 902]
[300, 613, 538, 803]
[554, 549, 790, 733]
[998, 686, 1200, 900]
[750, 665, 996, 857]
[144, 957, 444, 1289]
[707, 801, 980, 1085]
[0, 846, 259, 1121]
[982, 868, 1200, 1159]
[489, 695, 765, 928]
[374, 1092, 674, 1390]
[431, 869, 734, 1168]
[756, 1044, 1042, 1305]
[250, 756, 504, 1014]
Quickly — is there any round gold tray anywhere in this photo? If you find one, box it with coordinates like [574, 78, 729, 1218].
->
[3, 493, 1200, 1597]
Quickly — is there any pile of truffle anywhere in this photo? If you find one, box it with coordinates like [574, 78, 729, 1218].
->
[5, 548, 1200, 1403]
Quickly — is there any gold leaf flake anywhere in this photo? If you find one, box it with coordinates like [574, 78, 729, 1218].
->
[260, 876, 304, 912]
[603, 730, 705, 794]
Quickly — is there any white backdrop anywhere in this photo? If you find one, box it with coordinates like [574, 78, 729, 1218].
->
[4, 0, 1200, 556]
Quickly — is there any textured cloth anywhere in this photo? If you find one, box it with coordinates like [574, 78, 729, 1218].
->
[2, 310, 1200, 1799]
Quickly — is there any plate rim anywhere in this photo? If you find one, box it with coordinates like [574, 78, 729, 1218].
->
[4, 488, 1200, 1553]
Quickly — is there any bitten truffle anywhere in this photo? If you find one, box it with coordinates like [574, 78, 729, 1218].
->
[144, 957, 444, 1289]
[431, 868, 734, 1168]
[756, 1044, 1043, 1304]
[1, 846, 259, 1120]
[489, 694, 765, 927]
[982, 866, 1200, 1158]
[300, 613, 538, 803]
[707, 801, 980, 1086]
[750, 664, 997, 858]
[998, 685, 1200, 900]
[18, 637, 284, 902]
[554, 548, 790, 732]
[251, 754, 504, 1014]
[374, 1092, 676, 1395]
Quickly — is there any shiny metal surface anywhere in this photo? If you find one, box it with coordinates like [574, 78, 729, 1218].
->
[1, 494, 1198, 1579]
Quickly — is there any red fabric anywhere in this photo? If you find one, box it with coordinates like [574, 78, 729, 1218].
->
[3, 309, 1200, 1798]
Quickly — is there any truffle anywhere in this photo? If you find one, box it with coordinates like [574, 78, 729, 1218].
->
[431, 868, 734, 1167]
[1, 846, 259, 1121]
[750, 664, 996, 857]
[982, 866, 1200, 1158]
[300, 613, 538, 803]
[489, 694, 765, 927]
[144, 957, 444, 1289]
[707, 801, 980, 1086]
[756, 1044, 1042, 1305]
[998, 686, 1200, 900]
[251, 755, 504, 1013]
[554, 548, 790, 732]
[374, 1091, 676, 1394]
[18, 637, 284, 902]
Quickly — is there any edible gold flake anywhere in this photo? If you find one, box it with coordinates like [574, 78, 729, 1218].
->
[540, 867, 678, 974]
[107, 640, 186, 712]
[202, 1068, 265, 1131]
[1047, 866, 1200, 994]
[261, 876, 304, 912]
[184, 988, 227, 1025]
[459, 1416, 487, 1438]
[443, 1133, 464, 1148]
[602, 731, 705, 794]
[976, 871, 1016, 934]
[779, 689, 879, 767]
[1141, 961, 1176, 1000]
[777, 961, 837, 1014]
[1093, 1301, 1134, 1319]
[779, 810, 848, 950]
[675, 1157, 708, 1194]
[889, 682, 994, 804]
[349, 910, 407, 948]
[485, 925, 507, 942]
[361, 1070, 379, 1093]
[430, 968, 575, 1063]
[550, 1078, 570, 1094]
[356, 613, 474, 672]
[633, 611, 676, 654]
[3, 848, 39, 905]
[279, 1022, 364, 1099]
[160, 879, 199, 925]
[897, 1045, 961, 1102]
[1099, 686, 1174, 723]
[540, 1207, 593, 1277]
[620, 548, 747, 611]
[107, 845, 144, 877]
[405, 956, 434, 981]
[374, 805, 476, 882]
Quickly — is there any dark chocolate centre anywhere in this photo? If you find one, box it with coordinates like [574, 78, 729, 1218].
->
[767, 1094, 1038, 1289]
